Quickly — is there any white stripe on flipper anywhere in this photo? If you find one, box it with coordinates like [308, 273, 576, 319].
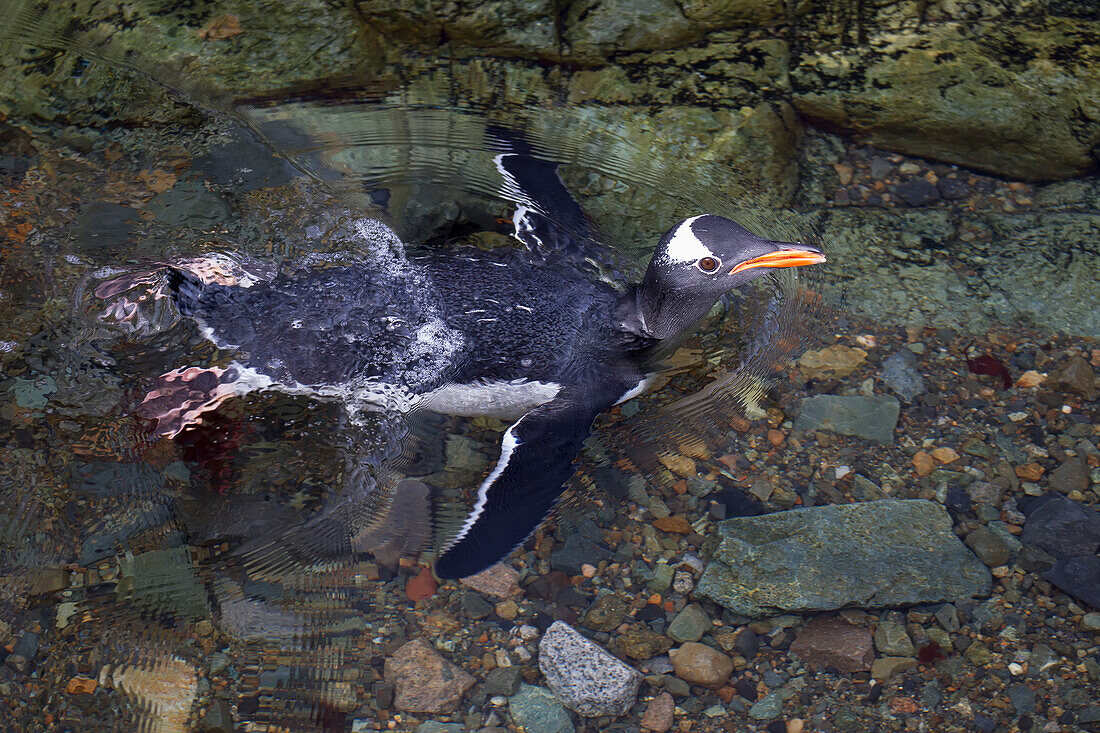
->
[661, 215, 712, 264]
[494, 154, 541, 211]
[444, 420, 524, 550]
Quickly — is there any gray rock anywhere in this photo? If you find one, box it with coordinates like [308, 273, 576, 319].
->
[483, 666, 523, 697]
[880, 349, 926, 401]
[1045, 555, 1100, 609]
[509, 684, 575, 733]
[965, 527, 1012, 567]
[1049, 457, 1090, 495]
[793, 395, 900, 443]
[538, 621, 641, 717]
[413, 723, 464, 733]
[696, 500, 992, 617]
[1007, 684, 1036, 715]
[874, 620, 915, 657]
[666, 604, 710, 643]
[1021, 495, 1100, 560]
[748, 691, 785, 720]
[967, 481, 1003, 508]
[201, 699, 233, 733]
[461, 591, 494, 620]
[551, 535, 613, 575]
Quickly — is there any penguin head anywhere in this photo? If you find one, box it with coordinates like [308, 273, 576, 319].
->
[633, 215, 825, 339]
[651, 215, 825, 295]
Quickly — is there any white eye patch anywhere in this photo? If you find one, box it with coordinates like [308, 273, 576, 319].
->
[660, 215, 715, 264]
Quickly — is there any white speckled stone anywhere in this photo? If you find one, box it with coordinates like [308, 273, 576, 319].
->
[538, 621, 641, 717]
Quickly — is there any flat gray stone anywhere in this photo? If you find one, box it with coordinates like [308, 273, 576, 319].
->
[793, 395, 900, 443]
[538, 621, 641, 717]
[696, 500, 991, 617]
[880, 349, 926, 401]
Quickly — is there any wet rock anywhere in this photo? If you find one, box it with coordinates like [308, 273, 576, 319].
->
[461, 591, 493, 619]
[666, 604, 710, 643]
[1046, 556, 1100, 609]
[1020, 495, 1100, 560]
[509, 684, 575, 733]
[384, 639, 474, 713]
[967, 481, 1003, 508]
[793, 395, 899, 443]
[413, 723, 464, 733]
[460, 564, 521, 598]
[790, 615, 873, 672]
[612, 626, 674, 660]
[965, 527, 1012, 568]
[873, 620, 916, 657]
[748, 691, 785, 720]
[201, 699, 233, 733]
[668, 642, 733, 688]
[871, 657, 917, 682]
[551, 535, 613, 575]
[791, 20, 1100, 181]
[538, 621, 641, 716]
[697, 500, 992, 617]
[894, 179, 940, 207]
[879, 349, 926, 401]
[1045, 355, 1097, 400]
[483, 666, 523, 697]
[582, 593, 631, 632]
[798, 345, 867, 379]
[1049, 457, 1090, 495]
[639, 691, 674, 732]
[1007, 684, 1036, 715]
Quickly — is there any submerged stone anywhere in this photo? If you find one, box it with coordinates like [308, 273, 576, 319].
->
[696, 500, 991, 617]
[793, 395, 900, 443]
[538, 621, 641, 716]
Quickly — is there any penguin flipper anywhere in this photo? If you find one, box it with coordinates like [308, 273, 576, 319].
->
[434, 389, 609, 579]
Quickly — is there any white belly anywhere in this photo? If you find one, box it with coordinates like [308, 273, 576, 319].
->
[415, 379, 561, 420]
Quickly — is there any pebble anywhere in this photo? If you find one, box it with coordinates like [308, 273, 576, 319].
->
[880, 349, 926, 401]
[666, 604, 710, 643]
[405, 567, 438, 602]
[873, 619, 916, 657]
[790, 615, 874, 672]
[383, 639, 474, 713]
[1082, 612, 1100, 632]
[1045, 355, 1097, 400]
[612, 626, 673, 660]
[538, 621, 641, 716]
[748, 691, 785, 720]
[798, 345, 867, 379]
[483, 667, 523, 697]
[639, 692, 674, 732]
[201, 699, 233, 733]
[871, 656, 917, 681]
[582, 594, 631, 632]
[931, 447, 960, 464]
[965, 526, 1012, 567]
[460, 564, 522, 598]
[461, 591, 493, 619]
[509, 684, 574, 733]
[1049, 457, 1089, 494]
[668, 642, 734, 688]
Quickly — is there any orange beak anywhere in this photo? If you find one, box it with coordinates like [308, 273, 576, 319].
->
[729, 247, 827, 276]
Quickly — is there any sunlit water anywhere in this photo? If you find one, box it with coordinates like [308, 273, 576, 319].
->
[0, 5, 835, 730]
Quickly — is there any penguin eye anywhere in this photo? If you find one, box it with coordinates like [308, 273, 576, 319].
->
[697, 256, 720, 273]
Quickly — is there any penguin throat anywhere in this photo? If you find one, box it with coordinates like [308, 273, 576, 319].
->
[619, 271, 720, 341]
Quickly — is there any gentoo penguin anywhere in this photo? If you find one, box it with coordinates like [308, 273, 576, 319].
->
[96, 133, 825, 579]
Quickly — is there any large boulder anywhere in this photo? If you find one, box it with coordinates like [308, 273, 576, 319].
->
[696, 500, 992, 617]
[791, 19, 1100, 181]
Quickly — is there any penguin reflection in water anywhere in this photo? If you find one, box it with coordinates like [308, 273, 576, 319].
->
[97, 136, 824, 580]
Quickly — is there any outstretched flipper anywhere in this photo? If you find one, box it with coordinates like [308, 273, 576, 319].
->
[488, 126, 598, 261]
[434, 385, 615, 579]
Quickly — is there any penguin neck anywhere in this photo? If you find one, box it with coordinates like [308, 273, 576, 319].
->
[617, 268, 717, 341]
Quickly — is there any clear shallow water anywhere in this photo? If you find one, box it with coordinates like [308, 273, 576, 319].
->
[0, 7, 834, 730]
